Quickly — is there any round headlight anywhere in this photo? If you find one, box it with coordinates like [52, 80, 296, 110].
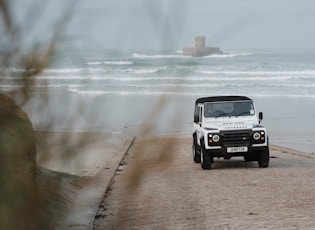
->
[212, 134, 220, 142]
[253, 132, 261, 140]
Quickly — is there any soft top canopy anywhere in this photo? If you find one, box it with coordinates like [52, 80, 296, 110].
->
[195, 96, 252, 105]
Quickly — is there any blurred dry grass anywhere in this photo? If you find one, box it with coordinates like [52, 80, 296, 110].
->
[1, 1, 182, 229]
[125, 96, 181, 191]
[0, 1, 87, 229]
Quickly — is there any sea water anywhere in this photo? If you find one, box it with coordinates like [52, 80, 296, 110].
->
[2, 49, 315, 153]
[26, 51, 315, 98]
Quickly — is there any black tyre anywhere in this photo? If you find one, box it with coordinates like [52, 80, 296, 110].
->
[258, 148, 269, 168]
[244, 155, 251, 161]
[200, 141, 211, 170]
[244, 154, 256, 162]
[192, 140, 201, 163]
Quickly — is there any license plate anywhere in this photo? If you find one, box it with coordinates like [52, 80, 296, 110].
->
[227, 146, 248, 153]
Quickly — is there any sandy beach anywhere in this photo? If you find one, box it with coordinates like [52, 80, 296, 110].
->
[34, 130, 315, 229]
[94, 135, 315, 229]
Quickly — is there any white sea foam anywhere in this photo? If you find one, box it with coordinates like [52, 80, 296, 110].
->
[35, 75, 91, 80]
[0, 84, 20, 88]
[203, 53, 252, 58]
[134, 69, 158, 74]
[132, 51, 251, 59]
[116, 83, 315, 88]
[68, 88, 315, 99]
[41, 67, 315, 79]
[87, 61, 133, 65]
[132, 53, 187, 59]
[103, 61, 133, 65]
[198, 69, 315, 76]
[43, 68, 85, 74]
[15, 74, 314, 84]
[86, 62, 103, 65]
[174, 50, 183, 54]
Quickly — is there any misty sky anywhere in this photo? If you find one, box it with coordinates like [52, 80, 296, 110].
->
[6, 0, 315, 52]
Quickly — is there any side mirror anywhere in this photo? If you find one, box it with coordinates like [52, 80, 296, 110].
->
[259, 112, 263, 123]
[194, 114, 199, 123]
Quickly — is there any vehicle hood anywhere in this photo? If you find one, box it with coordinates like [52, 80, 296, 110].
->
[204, 117, 259, 131]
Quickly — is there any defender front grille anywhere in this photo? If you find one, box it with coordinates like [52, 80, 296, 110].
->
[222, 130, 251, 146]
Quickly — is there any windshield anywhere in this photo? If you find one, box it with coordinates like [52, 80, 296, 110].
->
[204, 101, 255, 118]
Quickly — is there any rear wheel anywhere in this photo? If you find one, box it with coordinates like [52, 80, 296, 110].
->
[200, 141, 211, 170]
[258, 148, 269, 168]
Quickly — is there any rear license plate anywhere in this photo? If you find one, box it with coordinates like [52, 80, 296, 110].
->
[227, 146, 248, 153]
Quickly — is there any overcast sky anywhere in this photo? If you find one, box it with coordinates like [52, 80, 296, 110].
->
[6, 0, 315, 52]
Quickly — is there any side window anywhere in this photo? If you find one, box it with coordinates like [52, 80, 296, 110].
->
[194, 104, 199, 123]
[199, 106, 203, 123]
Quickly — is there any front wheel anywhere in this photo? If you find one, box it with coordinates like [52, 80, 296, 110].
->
[258, 148, 269, 168]
[192, 140, 201, 163]
[244, 154, 256, 162]
[201, 144, 211, 170]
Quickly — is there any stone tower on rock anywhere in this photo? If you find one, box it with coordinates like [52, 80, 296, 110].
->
[183, 36, 223, 57]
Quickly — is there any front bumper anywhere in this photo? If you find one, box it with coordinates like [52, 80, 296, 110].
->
[207, 145, 269, 157]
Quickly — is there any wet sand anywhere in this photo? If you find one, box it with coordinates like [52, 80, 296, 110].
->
[19, 92, 315, 154]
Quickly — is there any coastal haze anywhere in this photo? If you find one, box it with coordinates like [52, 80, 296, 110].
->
[9, 0, 315, 52]
[2, 1, 315, 229]
[3, 0, 315, 154]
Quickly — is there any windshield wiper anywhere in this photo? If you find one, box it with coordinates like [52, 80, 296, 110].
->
[236, 112, 250, 117]
[215, 112, 230, 118]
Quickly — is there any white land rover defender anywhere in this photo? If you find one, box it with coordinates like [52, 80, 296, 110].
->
[192, 96, 269, 170]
